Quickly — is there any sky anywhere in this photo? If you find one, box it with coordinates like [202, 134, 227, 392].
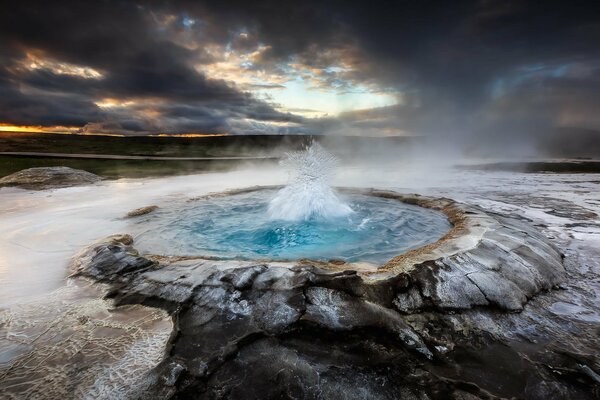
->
[0, 0, 598, 146]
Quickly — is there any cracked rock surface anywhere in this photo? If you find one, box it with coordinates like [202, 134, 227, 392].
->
[0, 166, 101, 190]
[65, 191, 597, 399]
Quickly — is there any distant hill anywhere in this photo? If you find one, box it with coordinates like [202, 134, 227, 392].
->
[541, 128, 600, 158]
[0, 131, 414, 159]
[2, 129, 598, 160]
[0, 132, 310, 157]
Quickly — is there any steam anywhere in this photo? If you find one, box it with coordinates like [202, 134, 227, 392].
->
[268, 142, 353, 221]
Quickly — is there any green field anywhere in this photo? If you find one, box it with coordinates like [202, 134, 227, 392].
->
[0, 132, 308, 178]
[0, 132, 417, 179]
[0, 132, 312, 157]
[3, 131, 599, 179]
[0, 155, 280, 179]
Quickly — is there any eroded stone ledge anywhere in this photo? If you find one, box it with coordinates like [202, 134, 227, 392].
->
[340, 189, 565, 312]
[0, 166, 101, 190]
[69, 190, 567, 398]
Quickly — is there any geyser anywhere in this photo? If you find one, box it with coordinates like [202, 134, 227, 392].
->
[268, 142, 352, 221]
[131, 144, 451, 263]
[133, 189, 450, 263]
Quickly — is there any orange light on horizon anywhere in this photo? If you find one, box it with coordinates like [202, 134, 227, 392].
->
[0, 123, 229, 138]
[148, 133, 228, 138]
[0, 124, 80, 134]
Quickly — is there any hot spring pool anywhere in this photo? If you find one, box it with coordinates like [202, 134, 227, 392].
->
[131, 189, 451, 264]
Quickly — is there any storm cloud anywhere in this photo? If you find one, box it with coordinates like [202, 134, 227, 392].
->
[0, 0, 598, 149]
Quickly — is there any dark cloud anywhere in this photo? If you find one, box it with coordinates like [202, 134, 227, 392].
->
[0, 0, 598, 148]
[0, 0, 299, 133]
[299, 0, 600, 151]
[0, 76, 102, 126]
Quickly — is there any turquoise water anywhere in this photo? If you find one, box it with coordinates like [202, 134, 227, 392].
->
[135, 190, 450, 264]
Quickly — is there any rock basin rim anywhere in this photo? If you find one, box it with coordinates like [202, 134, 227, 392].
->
[82, 186, 565, 313]
[65, 187, 569, 398]
[130, 186, 544, 277]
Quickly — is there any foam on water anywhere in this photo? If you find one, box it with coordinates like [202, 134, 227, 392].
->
[268, 142, 353, 221]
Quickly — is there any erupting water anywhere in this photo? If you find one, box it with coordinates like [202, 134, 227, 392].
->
[132, 143, 450, 263]
[131, 142, 451, 263]
[132, 189, 450, 263]
[268, 142, 353, 221]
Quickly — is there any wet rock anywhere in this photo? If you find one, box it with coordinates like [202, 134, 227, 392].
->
[68, 191, 587, 399]
[524, 380, 571, 400]
[578, 364, 600, 385]
[377, 194, 567, 313]
[126, 205, 159, 217]
[160, 361, 186, 386]
[394, 286, 425, 313]
[303, 286, 432, 358]
[0, 166, 101, 190]
[466, 271, 527, 311]
[69, 234, 155, 282]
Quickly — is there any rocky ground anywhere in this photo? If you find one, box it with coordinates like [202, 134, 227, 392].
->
[63, 190, 597, 400]
[0, 167, 599, 399]
[0, 166, 101, 189]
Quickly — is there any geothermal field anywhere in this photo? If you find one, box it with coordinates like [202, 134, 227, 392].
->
[1, 1, 599, 399]
[1, 139, 599, 399]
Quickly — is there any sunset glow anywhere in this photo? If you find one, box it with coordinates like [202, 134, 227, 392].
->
[0, 124, 81, 134]
[0, 124, 231, 138]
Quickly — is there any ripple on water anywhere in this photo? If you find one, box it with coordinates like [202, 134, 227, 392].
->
[131, 190, 451, 264]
